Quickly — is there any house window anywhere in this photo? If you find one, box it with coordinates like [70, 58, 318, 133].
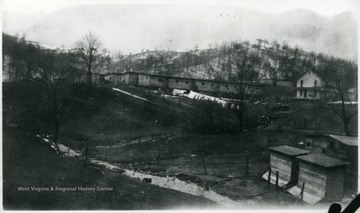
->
[300, 90, 303, 96]
[314, 80, 317, 87]
[304, 90, 307, 98]
[300, 80, 303, 87]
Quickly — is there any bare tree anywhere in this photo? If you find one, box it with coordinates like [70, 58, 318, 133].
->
[324, 57, 358, 136]
[3, 33, 44, 82]
[221, 41, 262, 132]
[38, 50, 79, 144]
[75, 32, 106, 89]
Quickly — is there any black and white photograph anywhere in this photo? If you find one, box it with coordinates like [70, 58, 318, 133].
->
[1, 0, 359, 210]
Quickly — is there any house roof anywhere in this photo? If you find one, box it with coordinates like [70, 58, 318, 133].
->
[328, 135, 358, 146]
[297, 154, 348, 168]
[269, 145, 310, 156]
[296, 70, 322, 81]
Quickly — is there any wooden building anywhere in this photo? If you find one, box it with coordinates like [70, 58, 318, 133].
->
[304, 134, 358, 193]
[104, 73, 124, 84]
[74, 73, 104, 84]
[262, 145, 309, 187]
[288, 154, 348, 204]
[304, 134, 358, 164]
[101, 71, 260, 95]
[122, 72, 138, 85]
[137, 73, 151, 87]
[195, 79, 220, 92]
[296, 71, 322, 100]
[148, 75, 168, 88]
[326, 135, 358, 162]
[167, 77, 193, 90]
[295, 70, 338, 100]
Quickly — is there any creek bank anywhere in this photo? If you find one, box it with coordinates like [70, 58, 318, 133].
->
[41, 140, 241, 208]
[89, 159, 242, 208]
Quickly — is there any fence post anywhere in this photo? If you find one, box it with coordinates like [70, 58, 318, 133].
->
[82, 144, 88, 166]
[202, 158, 207, 175]
[300, 182, 305, 203]
[245, 157, 249, 176]
[268, 167, 271, 187]
[276, 171, 279, 190]
[68, 143, 70, 156]
[156, 154, 160, 165]
[157, 145, 160, 165]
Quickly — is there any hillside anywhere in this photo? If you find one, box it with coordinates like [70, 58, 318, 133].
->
[3, 82, 357, 209]
[3, 5, 357, 60]
[107, 38, 358, 84]
[3, 125, 215, 209]
[2, 4, 358, 209]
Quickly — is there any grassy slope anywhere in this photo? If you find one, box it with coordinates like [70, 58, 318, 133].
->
[2, 127, 214, 210]
[2, 83, 215, 209]
[94, 131, 306, 164]
[3, 83, 189, 149]
[62, 85, 195, 149]
[3, 82, 356, 209]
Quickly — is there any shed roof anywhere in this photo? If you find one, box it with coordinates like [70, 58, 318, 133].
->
[269, 145, 310, 156]
[297, 154, 348, 168]
[328, 135, 358, 146]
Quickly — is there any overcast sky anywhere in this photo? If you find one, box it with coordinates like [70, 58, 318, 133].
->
[2, 0, 359, 16]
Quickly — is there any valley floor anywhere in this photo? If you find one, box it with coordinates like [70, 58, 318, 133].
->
[2, 126, 216, 210]
[2, 82, 357, 210]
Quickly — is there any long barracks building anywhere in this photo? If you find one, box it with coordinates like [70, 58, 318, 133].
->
[76, 71, 291, 95]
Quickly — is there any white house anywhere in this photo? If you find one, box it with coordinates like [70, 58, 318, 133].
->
[296, 71, 322, 100]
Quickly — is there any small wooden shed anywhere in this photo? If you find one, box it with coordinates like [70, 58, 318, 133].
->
[327, 135, 358, 193]
[288, 154, 348, 204]
[262, 145, 309, 187]
[304, 134, 358, 193]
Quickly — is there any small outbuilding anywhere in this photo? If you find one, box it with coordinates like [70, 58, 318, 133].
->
[262, 145, 309, 187]
[288, 154, 348, 204]
[304, 134, 358, 193]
